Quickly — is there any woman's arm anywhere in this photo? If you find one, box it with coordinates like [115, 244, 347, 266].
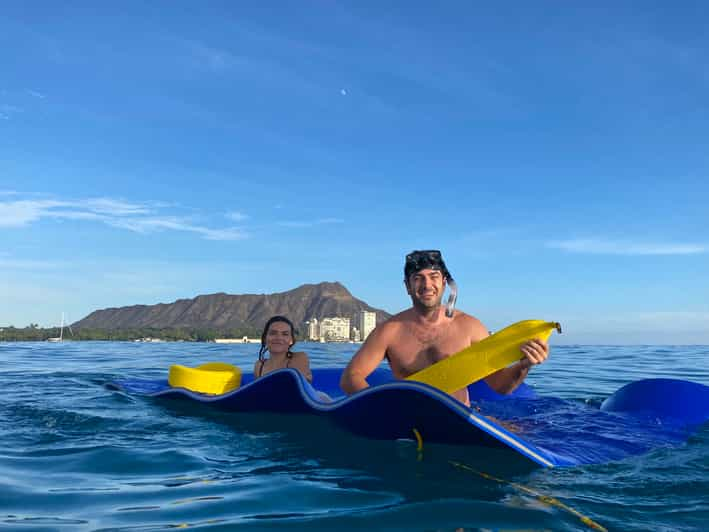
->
[292, 352, 313, 382]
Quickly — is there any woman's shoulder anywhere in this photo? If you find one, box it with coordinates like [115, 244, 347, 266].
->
[290, 350, 309, 359]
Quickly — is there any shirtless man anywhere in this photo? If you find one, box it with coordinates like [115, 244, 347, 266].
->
[340, 250, 549, 406]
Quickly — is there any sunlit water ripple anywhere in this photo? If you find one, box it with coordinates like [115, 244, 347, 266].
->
[1, 341, 707, 531]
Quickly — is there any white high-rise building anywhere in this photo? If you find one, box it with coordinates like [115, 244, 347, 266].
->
[319, 317, 351, 342]
[356, 310, 377, 341]
[305, 318, 319, 341]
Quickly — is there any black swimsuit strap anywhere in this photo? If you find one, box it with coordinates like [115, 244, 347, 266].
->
[260, 351, 293, 375]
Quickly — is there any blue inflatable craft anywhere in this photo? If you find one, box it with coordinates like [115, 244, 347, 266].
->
[109, 368, 709, 468]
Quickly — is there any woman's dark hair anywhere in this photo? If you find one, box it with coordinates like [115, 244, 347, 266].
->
[258, 315, 296, 361]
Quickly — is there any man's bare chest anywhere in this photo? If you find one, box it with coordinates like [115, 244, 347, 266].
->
[387, 323, 470, 376]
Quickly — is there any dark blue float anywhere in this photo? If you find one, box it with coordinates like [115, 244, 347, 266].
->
[109, 368, 709, 467]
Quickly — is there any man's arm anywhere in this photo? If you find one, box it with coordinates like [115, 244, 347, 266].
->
[484, 338, 549, 394]
[340, 324, 390, 394]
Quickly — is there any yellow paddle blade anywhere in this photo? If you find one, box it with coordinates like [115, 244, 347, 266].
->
[168, 362, 242, 395]
[405, 320, 561, 394]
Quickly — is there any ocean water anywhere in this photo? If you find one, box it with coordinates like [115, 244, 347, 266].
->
[1, 341, 708, 531]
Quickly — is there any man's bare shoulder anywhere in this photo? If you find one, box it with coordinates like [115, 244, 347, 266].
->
[452, 310, 488, 339]
[372, 312, 405, 335]
[364, 311, 410, 344]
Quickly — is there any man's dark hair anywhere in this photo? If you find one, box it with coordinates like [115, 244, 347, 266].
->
[404, 249, 452, 284]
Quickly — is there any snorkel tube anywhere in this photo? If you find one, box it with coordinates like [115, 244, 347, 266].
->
[444, 276, 457, 318]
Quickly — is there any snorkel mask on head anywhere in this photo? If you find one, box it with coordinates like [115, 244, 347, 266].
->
[404, 250, 458, 318]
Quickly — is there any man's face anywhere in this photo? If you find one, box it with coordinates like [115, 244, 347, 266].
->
[406, 268, 445, 310]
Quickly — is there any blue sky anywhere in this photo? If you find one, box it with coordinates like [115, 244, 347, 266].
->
[2, 2, 708, 343]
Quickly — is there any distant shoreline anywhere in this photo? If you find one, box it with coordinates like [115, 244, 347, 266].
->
[0, 326, 365, 343]
[0, 326, 260, 343]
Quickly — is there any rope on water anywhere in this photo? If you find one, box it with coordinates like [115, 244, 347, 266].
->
[449, 460, 607, 531]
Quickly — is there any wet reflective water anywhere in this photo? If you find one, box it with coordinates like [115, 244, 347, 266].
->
[1, 341, 707, 531]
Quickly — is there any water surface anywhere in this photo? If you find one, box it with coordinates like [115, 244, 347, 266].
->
[1, 341, 707, 531]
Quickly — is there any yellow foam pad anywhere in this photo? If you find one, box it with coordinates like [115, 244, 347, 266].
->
[406, 320, 561, 393]
[168, 362, 242, 395]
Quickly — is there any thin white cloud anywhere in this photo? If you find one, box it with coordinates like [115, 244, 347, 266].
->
[107, 216, 247, 241]
[27, 90, 46, 99]
[0, 196, 249, 241]
[200, 227, 249, 241]
[47, 210, 105, 222]
[84, 197, 152, 216]
[547, 238, 706, 256]
[187, 41, 240, 72]
[0, 257, 69, 270]
[278, 218, 345, 228]
[106, 216, 187, 233]
[225, 211, 248, 222]
[0, 104, 23, 120]
[0, 199, 68, 227]
[179, 36, 331, 103]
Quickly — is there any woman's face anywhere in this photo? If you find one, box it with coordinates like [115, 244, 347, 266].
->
[266, 321, 293, 355]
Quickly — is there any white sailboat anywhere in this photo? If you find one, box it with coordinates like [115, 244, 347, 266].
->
[47, 312, 66, 342]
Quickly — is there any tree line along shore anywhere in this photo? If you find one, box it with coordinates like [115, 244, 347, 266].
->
[0, 325, 263, 342]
